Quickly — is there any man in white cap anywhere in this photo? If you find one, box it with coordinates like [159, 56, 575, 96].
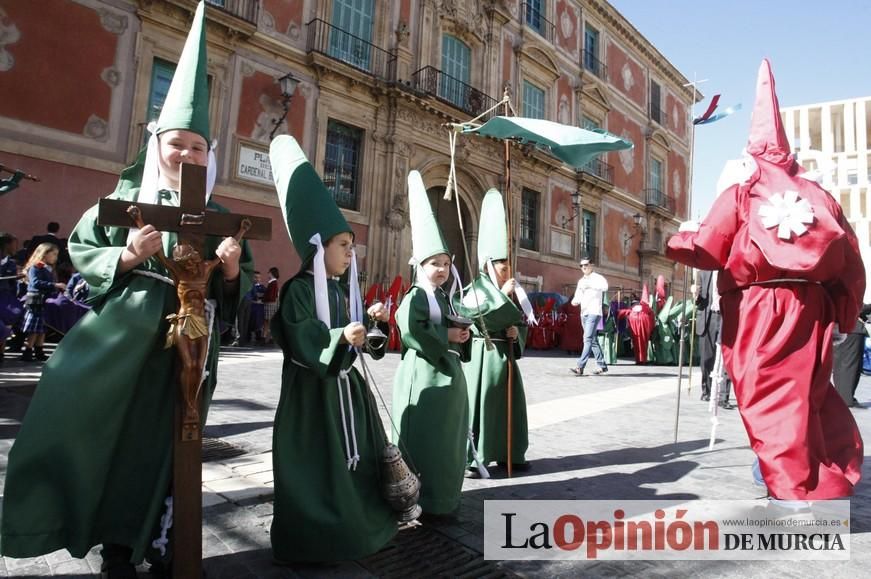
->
[570, 259, 609, 376]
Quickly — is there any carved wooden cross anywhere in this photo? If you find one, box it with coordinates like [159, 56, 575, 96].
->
[97, 163, 270, 578]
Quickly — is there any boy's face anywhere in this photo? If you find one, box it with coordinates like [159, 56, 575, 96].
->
[421, 253, 451, 287]
[492, 260, 510, 285]
[324, 232, 354, 276]
[158, 129, 208, 188]
[252, 273, 261, 284]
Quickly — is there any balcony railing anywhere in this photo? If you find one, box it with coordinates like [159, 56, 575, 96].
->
[649, 105, 667, 126]
[579, 242, 599, 264]
[582, 50, 608, 82]
[645, 188, 675, 214]
[411, 66, 498, 120]
[306, 19, 396, 83]
[523, 1, 554, 43]
[579, 157, 614, 185]
[205, 0, 259, 25]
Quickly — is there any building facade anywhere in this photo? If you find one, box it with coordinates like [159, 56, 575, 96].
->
[0, 0, 694, 296]
[781, 97, 871, 302]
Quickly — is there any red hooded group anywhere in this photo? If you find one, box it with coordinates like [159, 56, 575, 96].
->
[667, 60, 866, 500]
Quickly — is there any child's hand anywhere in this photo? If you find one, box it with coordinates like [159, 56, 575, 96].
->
[54, 282, 67, 292]
[448, 327, 470, 343]
[501, 278, 517, 296]
[505, 326, 519, 339]
[343, 322, 366, 347]
[216, 236, 242, 281]
[119, 225, 163, 272]
[367, 301, 388, 322]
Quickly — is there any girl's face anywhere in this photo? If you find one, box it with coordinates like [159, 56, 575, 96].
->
[324, 232, 354, 276]
[157, 129, 208, 189]
[492, 260, 510, 285]
[421, 253, 451, 287]
[43, 249, 59, 265]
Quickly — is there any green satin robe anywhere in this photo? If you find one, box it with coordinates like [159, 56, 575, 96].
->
[460, 274, 528, 466]
[0, 174, 253, 562]
[391, 286, 470, 514]
[269, 274, 396, 562]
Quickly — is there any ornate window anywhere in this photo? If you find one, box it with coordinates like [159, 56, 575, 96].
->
[520, 188, 540, 250]
[440, 34, 472, 108]
[523, 81, 546, 120]
[324, 120, 364, 210]
[329, 0, 374, 70]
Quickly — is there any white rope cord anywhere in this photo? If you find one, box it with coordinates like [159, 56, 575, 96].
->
[151, 496, 173, 556]
[131, 269, 175, 286]
[199, 299, 216, 387]
[467, 428, 491, 479]
[337, 368, 359, 470]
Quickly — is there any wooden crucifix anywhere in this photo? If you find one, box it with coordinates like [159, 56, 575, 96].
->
[97, 163, 271, 578]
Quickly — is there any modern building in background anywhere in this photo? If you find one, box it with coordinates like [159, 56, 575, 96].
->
[0, 0, 695, 296]
[781, 97, 871, 301]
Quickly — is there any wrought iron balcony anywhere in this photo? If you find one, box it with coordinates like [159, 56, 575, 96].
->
[645, 188, 675, 214]
[582, 50, 608, 82]
[523, 1, 554, 43]
[578, 157, 614, 185]
[579, 242, 599, 264]
[411, 66, 498, 120]
[306, 19, 396, 83]
[649, 105, 668, 126]
[205, 0, 259, 25]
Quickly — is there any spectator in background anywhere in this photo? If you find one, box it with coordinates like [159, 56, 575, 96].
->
[833, 304, 870, 407]
[570, 259, 609, 376]
[20, 243, 66, 362]
[27, 222, 69, 266]
[262, 266, 279, 344]
[0, 233, 23, 366]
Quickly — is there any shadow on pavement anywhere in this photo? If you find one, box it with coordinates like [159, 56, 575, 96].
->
[205, 421, 274, 438]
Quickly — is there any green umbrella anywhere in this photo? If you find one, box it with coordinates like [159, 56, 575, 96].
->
[461, 116, 633, 169]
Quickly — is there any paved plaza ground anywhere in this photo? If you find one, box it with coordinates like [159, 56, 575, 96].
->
[1, 344, 870, 578]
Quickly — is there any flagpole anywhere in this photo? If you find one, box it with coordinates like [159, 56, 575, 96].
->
[673, 75, 706, 444]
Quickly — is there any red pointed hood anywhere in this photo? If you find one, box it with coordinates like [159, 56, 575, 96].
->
[746, 59, 793, 166]
[641, 283, 650, 304]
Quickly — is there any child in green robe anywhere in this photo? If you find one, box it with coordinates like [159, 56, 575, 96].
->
[268, 135, 397, 562]
[459, 189, 533, 473]
[0, 4, 253, 576]
[392, 171, 471, 516]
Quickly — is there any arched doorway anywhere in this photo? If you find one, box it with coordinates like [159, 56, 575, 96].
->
[426, 186, 474, 280]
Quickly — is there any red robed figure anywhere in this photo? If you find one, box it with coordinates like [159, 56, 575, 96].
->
[618, 284, 655, 364]
[667, 59, 865, 500]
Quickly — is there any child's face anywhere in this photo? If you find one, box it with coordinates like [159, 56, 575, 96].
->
[43, 249, 59, 265]
[422, 254, 451, 287]
[324, 232, 354, 276]
[252, 273, 261, 284]
[492, 260, 510, 284]
[157, 129, 208, 188]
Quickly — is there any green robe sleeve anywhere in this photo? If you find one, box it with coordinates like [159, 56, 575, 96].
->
[276, 278, 352, 379]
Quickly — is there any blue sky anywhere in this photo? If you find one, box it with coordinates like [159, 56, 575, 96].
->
[608, 0, 871, 217]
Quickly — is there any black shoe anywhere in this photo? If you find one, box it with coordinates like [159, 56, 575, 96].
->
[718, 401, 736, 410]
[592, 366, 608, 375]
[21, 347, 33, 362]
[700, 392, 710, 401]
[570, 367, 584, 376]
[34, 346, 48, 361]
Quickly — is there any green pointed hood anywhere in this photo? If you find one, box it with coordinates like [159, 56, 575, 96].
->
[270, 135, 351, 263]
[407, 170, 448, 264]
[156, 0, 210, 143]
[477, 188, 508, 268]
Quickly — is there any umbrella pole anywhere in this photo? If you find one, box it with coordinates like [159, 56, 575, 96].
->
[503, 90, 514, 478]
[686, 268, 698, 395]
